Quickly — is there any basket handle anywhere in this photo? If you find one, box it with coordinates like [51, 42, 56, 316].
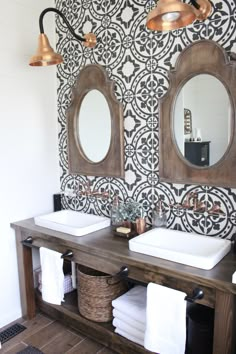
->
[107, 266, 129, 285]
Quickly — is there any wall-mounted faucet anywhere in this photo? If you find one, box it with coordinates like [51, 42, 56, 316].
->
[182, 192, 195, 209]
[76, 180, 109, 199]
[207, 201, 225, 215]
[170, 191, 225, 216]
[179, 191, 206, 213]
[192, 193, 206, 213]
[77, 180, 92, 196]
[181, 192, 204, 211]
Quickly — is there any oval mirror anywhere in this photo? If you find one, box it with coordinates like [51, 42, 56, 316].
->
[174, 74, 231, 167]
[67, 64, 124, 178]
[78, 89, 111, 163]
[159, 40, 236, 187]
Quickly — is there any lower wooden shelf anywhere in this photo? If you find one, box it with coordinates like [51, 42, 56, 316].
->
[35, 290, 150, 354]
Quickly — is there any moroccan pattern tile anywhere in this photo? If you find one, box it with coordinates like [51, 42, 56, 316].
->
[56, 0, 236, 239]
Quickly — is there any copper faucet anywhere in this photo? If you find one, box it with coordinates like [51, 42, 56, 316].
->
[164, 192, 224, 216]
[192, 194, 206, 213]
[182, 192, 195, 209]
[76, 180, 109, 199]
[207, 201, 225, 216]
[79, 180, 92, 196]
[181, 192, 206, 212]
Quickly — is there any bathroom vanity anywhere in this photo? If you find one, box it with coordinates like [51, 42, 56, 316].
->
[12, 218, 236, 354]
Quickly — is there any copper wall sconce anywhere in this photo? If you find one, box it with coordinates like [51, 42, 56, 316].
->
[146, 0, 212, 31]
[29, 7, 96, 67]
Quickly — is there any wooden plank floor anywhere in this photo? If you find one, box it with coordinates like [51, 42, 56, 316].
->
[1, 313, 117, 354]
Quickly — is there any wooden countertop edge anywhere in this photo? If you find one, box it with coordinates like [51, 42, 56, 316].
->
[11, 218, 236, 295]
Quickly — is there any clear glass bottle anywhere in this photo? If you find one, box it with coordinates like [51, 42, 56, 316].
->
[152, 200, 167, 228]
[111, 194, 121, 227]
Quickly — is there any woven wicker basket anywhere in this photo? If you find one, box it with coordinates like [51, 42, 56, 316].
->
[77, 265, 127, 322]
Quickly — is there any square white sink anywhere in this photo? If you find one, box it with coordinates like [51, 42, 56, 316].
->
[129, 228, 231, 270]
[34, 210, 110, 236]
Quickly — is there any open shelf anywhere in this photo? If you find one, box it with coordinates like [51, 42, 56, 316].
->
[35, 290, 149, 354]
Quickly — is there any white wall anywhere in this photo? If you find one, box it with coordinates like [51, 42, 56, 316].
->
[0, 0, 60, 327]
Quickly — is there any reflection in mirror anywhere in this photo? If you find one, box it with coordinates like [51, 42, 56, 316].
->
[78, 89, 111, 163]
[174, 74, 231, 167]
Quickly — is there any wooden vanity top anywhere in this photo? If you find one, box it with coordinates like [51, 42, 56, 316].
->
[12, 218, 236, 354]
[11, 218, 236, 298]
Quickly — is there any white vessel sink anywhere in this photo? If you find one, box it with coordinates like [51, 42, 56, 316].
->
[34, 210, 110, 236]
[129, 228, 231, 270]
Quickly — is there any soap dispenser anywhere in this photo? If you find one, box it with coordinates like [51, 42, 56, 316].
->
[152, 200, 167, 228]
[111, 193, 121, 228]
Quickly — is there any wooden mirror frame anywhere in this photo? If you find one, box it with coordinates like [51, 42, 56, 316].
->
[159, 40, 236, 187]
[67, 64, 124, 178]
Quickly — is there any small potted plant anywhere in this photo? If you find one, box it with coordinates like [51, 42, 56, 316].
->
[119, 201, 146, 234]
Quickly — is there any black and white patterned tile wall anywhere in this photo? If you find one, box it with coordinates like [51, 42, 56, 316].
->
[55, 0, 236, 239]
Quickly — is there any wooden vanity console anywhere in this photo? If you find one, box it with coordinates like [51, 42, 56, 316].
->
[12, 218, 236, 354]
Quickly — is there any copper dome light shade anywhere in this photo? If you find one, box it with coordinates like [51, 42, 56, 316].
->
[146, 0, 212, 31]
[29, 8, 97, 67]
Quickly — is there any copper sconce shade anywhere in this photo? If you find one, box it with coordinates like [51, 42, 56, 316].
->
[29, 7, 97, 67]
[146, 0, 212, 31]
[29, 34, 63, 67]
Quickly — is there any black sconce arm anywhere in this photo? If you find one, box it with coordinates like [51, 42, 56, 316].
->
[190, 0, 200, 10]
[39, 7, 85, 43]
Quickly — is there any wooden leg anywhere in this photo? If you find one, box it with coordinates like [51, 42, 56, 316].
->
[15, 229, 36, 319]
[213, 290, 236, 354]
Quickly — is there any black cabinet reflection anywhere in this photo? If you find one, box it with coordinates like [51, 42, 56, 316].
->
[185, 141, 210, 167]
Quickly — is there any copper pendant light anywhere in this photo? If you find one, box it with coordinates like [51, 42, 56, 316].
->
[29, 8, 97, 67]
[146, 0, 212, 31]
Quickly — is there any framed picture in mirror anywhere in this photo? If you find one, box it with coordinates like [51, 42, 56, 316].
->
[184, 108, 192, 135]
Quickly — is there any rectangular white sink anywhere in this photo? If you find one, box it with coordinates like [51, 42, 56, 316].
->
[129, 228, 231, 270]
[34, 210, 110, 236]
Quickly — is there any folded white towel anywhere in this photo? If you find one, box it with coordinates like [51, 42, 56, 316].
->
[144, 283, 187, 354]
[113, 318, 144, 341]
[39, 247, 64, 305]
[112, 285, 147, 324]
[113, 308, 146, 332]
[115, 327, 144, 347]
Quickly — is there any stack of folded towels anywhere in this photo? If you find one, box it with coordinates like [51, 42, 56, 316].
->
[111, 285, 147, 347]
[112, 283, 187, 354]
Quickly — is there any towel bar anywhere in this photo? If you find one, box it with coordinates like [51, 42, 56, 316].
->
[113, 266, 129, 278]
[111, 267, 148, 288]
[21, 236, 33, 247]
[61, 250, 73, 259]
[185, 288, 204, 302]
[112, 268, 204, 302]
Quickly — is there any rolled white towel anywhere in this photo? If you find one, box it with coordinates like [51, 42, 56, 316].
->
[113, 318, 144, 342]
[112, 285, 147, 324]
[113, 308, 146, 332]
[115, 327, 144, 347]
